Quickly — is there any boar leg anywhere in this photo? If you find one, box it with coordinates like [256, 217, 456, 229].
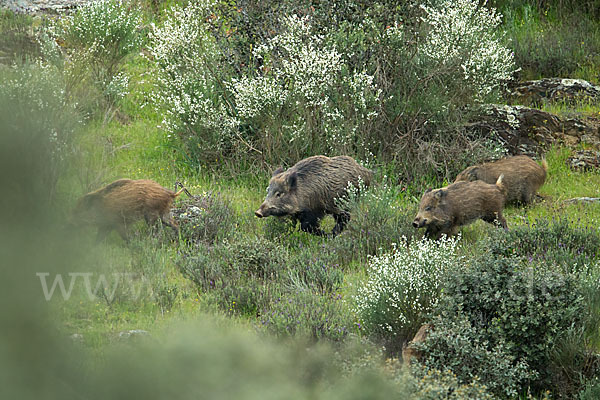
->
[160, 214, 180, 235]
[332, 212, 350, 236]
[96, 226, 113, 243]
[144, 213, 158, 227]
[424, 225, 442, 240]
[299, 212, 325, 236]
[496, 212, 508, 231]
[482, 212, 508, 231]
[115, 224, 130, 242]
[521, 190, 534, 205]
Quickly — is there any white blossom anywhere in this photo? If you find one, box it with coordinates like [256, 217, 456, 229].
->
[354, 236, 462, 336]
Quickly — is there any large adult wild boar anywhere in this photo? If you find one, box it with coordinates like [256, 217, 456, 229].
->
[413, 176, 507, 239]
[255, 155, 373, 236]
[454, 155, 547, 204]
[72, 179, 185, 242]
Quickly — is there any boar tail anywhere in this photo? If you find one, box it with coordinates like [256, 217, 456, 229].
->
[541, 158, 548, 172]
[174, 181, 194, 198]
[495, 174, 508, 198]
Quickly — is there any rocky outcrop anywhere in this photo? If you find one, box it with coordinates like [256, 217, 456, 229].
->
[510, 78, 600, 106]
[567, 150, 600, 171]
[468, 104, 600, 157]
[1, 0, 93, 14]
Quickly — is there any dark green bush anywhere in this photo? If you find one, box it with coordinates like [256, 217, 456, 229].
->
[486, 217, 600, 274]
[427, 255, 586, 394]
[177, 236, 287, 315]
[260, 290, 353, 342]
[502, 5, 600, 80]
[173, 192, 236, 245]
[287, 244, 344, 293]
[178, 235, 345, 317]
[406, 364, 495, 399]
[332, 182, 418, 264]
[417, 315, 533, 398]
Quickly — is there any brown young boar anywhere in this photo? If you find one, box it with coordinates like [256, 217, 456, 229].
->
[454, 155, 547, 204]
[254, 155, 373, 236]
[402, 323, 433, 365]
[72, 179, 184, 242]
[413, 176, 508, 239]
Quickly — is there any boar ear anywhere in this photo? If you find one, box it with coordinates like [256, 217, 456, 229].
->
[287, 171, 298, 190]
[78, 193, 98, 208]
[272, 167, 284, 177]
[434, 189, 446, 199]
[467, 167, 479, 181]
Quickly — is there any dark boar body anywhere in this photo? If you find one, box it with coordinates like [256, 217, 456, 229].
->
[413, 176, 507, 239]
[455, 155, 547, 204]
[73, 179, 184, 241]
[255, 155, 373, 236]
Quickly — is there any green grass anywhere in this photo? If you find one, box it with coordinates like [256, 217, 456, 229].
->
[6, 3, 600, 396]
[501, 3, 600, 81]
[63, 108, 600, 349]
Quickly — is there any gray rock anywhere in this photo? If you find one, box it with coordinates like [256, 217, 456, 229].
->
[1, 0, 95, 14]
[69, 333, 84, 342]
[565, 197, 600, 204]
[118, 329, 149, 339]
[567, 150, 600, 171]
[511, 78, 600, 105]
[468, 104, 600, 157]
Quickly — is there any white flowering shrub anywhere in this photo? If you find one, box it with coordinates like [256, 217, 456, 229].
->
[147, 1, 238, 163]
[420, 0, 516, 101]
[51, 0, 142, 109]
[230, 14, 381, 158]
[0, 62, 79, 200]
[354, 236, 462, 345]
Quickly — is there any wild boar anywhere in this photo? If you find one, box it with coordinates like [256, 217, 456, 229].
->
[413, 176, 508, 239]
[72, 179, 185, 242]
[454, 155, 547, 204]
[254, 155, 373, 236]
[402, 323, 433, 365]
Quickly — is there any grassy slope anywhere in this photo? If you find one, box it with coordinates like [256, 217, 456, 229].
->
[39, 2, 600, 359]
[57, 111, 600, 352]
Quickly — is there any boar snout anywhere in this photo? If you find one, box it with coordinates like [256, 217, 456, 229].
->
[255, 209, 264, 218]
[412, 217, 427, 228]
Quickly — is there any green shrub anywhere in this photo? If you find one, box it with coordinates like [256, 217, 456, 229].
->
[503, 8, 600, 80]
[51, 0, 142, 111]
[332, 181, 418, 264]
[417, 315, 533, 398]
[229, 14, 381, 161]
[178, 233, 347, 317]
[430, 255, 586, 394]
[147, 2, 237, 166]
[354, 236, 462, 353]
[287, 244, 344, 293]
[579, 378, 600, 400]
[173, 192, 235, 245]
[406, 364, 496, 400]
[0, 63, 78, 204]
[178, 236, 287, 315]
[260, 290, 353, 342]
[146, 0, 515, 179]
[486, 217, 600, 274]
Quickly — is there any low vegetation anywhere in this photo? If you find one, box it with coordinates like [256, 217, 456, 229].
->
[2, 0, 600, 398]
